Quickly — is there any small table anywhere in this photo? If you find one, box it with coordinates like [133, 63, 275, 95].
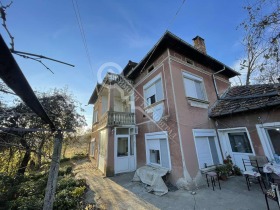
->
[263, 163, 280, 184]
[263, 163, 280, 176]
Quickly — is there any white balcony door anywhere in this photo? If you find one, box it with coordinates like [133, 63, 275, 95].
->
[115, 134, 136, 174]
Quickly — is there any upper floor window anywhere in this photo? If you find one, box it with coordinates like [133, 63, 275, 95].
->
[183, 72, 207, 101]
[143, 74, 164, 107]
[93, 110, 98, 123]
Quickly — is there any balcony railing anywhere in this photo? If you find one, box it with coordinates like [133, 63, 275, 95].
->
[99, 111, 135, 128]
[104, 72, 133, 85]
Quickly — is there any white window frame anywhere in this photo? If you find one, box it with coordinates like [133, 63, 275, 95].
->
[143, 73, 164, 107]
[93, 110, 98, 124]
[256, 122, 280, 161]
[217, 127, 255, 158]
[182, 71, 207, 101]
[90, 138, 95, 157]
[145, 131, 171, 170]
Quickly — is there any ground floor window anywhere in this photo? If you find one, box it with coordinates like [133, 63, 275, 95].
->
[266, 128, 280, 155]
[99, 129, 107, 157]
[193, 129, 222, 169]
[145, 132, 171, 169]
[228, 132, 253, 153]
[117, 137, 128, 157]
[150, 149, 160, 164]
[256, 123, 280, 160]
[90, 139, 95, 157]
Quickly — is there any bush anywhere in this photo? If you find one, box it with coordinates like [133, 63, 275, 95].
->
[57, 177, 77, 191]
[8, 195, 43, 210]
[233, 165, 242, 176]
[0, 168, 87, 210]
[65, 166, 73, 175]
[216, 165, 230, 176]
[71, 153, 88, 160]
[60, 157, 70, 163]
[71, 186, 86, 198]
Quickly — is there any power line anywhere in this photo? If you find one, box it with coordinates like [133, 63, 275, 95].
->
[167, 0, 186, 30]
[136, 0, 187, 74]
[71, 0, 95, 79]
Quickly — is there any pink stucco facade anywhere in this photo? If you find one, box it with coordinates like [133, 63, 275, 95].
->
[88, 32, 280, 190]
[131, 48, 231, 185]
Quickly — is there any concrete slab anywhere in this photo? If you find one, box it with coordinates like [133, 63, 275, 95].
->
[110, 172, 279, 210]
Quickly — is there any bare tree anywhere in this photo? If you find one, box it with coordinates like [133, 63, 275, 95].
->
[240, 0, 280, 85]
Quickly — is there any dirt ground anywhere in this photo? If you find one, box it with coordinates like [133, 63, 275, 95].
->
[73, 159, 278, 210]
[73, 159, 158, 210]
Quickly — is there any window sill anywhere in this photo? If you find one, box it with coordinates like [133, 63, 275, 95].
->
[146, 163, 171, 172]
[186, 97, 209, 109]
[144, 99, 165, 111]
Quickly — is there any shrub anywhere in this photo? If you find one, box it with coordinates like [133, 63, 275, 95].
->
[71, 153, 88, 160]
[216, 165, 230, 176]
[233, 165, 242, 176]
[71, 186, 86, 198]
[65, 166, 73, 175]
[60, 157, 70, 163]
[8, 196, 43, 210]
[57, 177, 77, 191]
[1, 168, 87, 210]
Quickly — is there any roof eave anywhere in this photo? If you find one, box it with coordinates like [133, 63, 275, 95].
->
[127, 31, 240, 79]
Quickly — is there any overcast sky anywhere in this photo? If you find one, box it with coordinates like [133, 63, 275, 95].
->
[0, 0, 247, 127]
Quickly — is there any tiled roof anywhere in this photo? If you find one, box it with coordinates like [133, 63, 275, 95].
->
[209, 84, 280, 117]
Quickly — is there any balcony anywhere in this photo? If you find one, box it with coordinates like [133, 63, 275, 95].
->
[104, 72, 133, 85]
[99, 111, 135, 128]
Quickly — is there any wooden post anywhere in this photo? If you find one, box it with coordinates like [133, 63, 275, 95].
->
[43, 130, 63, 210]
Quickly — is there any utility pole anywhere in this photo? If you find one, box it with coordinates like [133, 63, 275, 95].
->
[43, 130, 63, 210]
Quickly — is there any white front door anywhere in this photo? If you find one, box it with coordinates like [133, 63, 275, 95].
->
[115, 134, 136, 173]
[219, 128, 255, 171]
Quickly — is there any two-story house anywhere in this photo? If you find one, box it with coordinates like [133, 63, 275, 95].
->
[88, 31, 240, 188]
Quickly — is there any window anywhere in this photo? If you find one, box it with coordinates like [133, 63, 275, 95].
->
[101, 95, 108, 115]
[90, 139, 95, 157]
[150, 150, 160, 164]
[228, 132, 253, 153]
[130, 135, 135, 155]
[145, 132, 171, 169]
[144, 74, 164, 106]
[117, 137, 128, 157]
[265, 128, 280, 155]
[93, 110, 98, 124]
[183, 72, 206, 101]
[193, 129, 221, 169]
[116, 128, 129, 135]
[99, 130, 107, 157]
[186, 59, 194, 65]
[147, 65, 154, 73]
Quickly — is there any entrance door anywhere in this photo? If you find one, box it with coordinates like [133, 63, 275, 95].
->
[219, 129, 255, 171]
[115, 135, 135, 173]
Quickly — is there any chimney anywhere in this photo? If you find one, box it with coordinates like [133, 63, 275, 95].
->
[193, 36, 206, 54]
